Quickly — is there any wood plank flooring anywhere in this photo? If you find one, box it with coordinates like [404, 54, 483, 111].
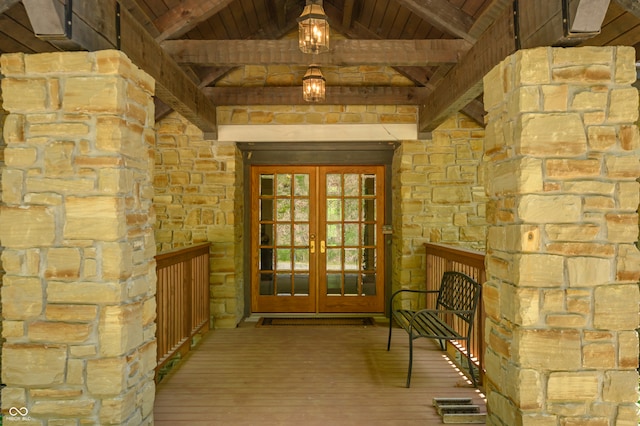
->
[154, 319, 486, 425]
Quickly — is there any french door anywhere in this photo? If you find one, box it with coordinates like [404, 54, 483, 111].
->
[251, 165, 385, 314]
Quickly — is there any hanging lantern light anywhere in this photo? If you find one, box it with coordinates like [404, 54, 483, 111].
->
[302, 65, 326, 102]
[298, 0, 330, 54]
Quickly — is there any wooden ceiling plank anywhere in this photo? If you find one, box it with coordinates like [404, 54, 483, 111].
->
[203, 85, 429, 105]
[154, 0, 235, 41]
[342, 0, 356, 29]
[419, 0, 605, 133]
[614, 0, 640, 19]
[162, 38, 470, 66]
[0, 0, 20, 14]
[395, 0, 476, 42]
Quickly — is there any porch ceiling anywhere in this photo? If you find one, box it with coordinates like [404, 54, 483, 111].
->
[1, 0, 639, 139]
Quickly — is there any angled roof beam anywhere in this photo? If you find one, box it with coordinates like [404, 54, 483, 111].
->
[154, 0, 235, 42]
[162, 39, 470, 66]
[419, 0, 609, 133]
[342, 0, 356, 29]
[394, 0, 476, 42]
[23, 0, 218, 138]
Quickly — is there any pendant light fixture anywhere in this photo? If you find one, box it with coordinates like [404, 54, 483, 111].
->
[298, 0, 330, 54]
[302, 65, 326, 102]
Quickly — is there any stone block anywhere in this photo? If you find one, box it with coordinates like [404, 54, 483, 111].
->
[587, 126, 617, 150]
[45, 247, 81, 280]
[0, 205, 56, 248]
[608, 88, 639, 123]
[64, 196, 126, 241]
[5, 146, 37, 167]
[45, 304, 97, 322]
[606, 213, 638, 243]
[542, 84, 568, 111]
[605, 155, 640, 179]
[87, 357, 127, 395]
[545, 224, 601, 242]
[29, 321, 92, 343]
[516, 47, 551, 85]
[514, 253, 565, 287]
[515, 329, 581, 369]
[3, 344, 66, 385]
[517, 113, 587, 157]
[2, 168, 24, 205]
[2, 276, 43, 320]
[603, 371, 639, 403]
[571, 90, 608, 111]
[547, 372, 599, 401]
[31, 400, 96, 418]
[619, 125, 639, 151]
[518, 195, 582, 223]
[63, 76, 126, 114]
[583, 343, 616, 369]
[545, 158, 601, 178]
[101, 242, 134, 280]
[1, 78, 47, 112]
[567, 257, 611, 287]
[99, 390, 137, 425]
[594, 284, 638, 330]
[99, 303, 143, 357]
[432, 186, 471, 204]
[47, 281, 125, 304]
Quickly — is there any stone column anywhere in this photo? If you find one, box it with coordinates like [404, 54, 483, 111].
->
[483, 46, 640, 425]
[0, 51, 157, 425]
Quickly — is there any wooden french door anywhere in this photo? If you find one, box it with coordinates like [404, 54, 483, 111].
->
[251, 165, 385, 314]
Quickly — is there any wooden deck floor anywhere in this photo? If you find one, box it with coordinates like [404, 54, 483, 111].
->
[154, 319, 486, 425]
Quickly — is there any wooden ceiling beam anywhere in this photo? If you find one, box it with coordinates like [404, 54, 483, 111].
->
[419, 0, 608, 133]
[153, 0, 235, 42]
[162, 38, 469, 66]
[23, 0, 218, 138]
[203, 86, 429, 105]
[394, 0, 476, 42]
[342, 0, 356, 30]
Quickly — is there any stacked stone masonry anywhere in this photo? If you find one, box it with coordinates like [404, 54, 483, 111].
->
[391, 113, 487, 297]
[0, 51, 157, 425]
[483, 46, 640, 425]
[153, 113, 243, 328]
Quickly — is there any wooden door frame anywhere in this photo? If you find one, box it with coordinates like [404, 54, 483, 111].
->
[239, 142, 397, 317]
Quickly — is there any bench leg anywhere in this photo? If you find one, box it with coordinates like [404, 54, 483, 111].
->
[406, 336, 413, 388]
[387, 317, 393, 351]
[466, 347, 477, 387]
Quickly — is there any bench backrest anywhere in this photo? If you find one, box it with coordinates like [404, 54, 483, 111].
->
[435, 271, 481, 324]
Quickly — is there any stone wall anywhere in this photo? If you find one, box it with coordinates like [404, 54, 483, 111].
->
[0, 51, 157, 424]
[0, 86, 5, 383]
[154, 112, 242, 328]
[391, 113, 487, 294]
[483, 46, 640, 425]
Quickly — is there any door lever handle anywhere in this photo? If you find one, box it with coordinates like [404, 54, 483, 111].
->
[310, 241, 315, 254]
[320, 240, 326, 253]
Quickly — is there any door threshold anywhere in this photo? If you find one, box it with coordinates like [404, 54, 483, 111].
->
[246, 313, 387, 323]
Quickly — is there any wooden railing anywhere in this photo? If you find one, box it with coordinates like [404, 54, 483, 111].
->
[424, 243, 486, 384]
[155, 243, 210, 380]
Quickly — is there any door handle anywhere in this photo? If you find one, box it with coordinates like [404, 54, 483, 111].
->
[310, 241, 315, 254]
[320, 240, 326, 253]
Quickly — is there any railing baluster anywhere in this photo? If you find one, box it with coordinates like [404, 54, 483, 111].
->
[155, 244, 211, 382]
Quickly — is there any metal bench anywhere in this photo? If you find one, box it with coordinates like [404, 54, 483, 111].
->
[387, 271, 481, 388]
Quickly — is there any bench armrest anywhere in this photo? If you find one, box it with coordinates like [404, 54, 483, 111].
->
[389, 288, 439, 310]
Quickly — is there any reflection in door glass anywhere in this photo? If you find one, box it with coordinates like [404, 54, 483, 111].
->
[327, 274, 341, 294]
[344, 248, 359, 270]
[344, 199, 359, 221]
[326, 248, 342, 270]
[294, 248, 309, 270]
[362, 174, 376, 195]
[277, 174, 292, 196]
[344, 174, 359, 196]
[276, 199, 291, 221]
[326, 224, 342, 246]
[344, 223, 358, 246]
[260, 175, 274, 196]
[294, 224, 309, 246]
[276, 224, 291, 245]
[294, 174, 309, 196]
[326, 174, 341, 196]
[260, 199, 273, 221]
[326, 199, 341, 221]
[294, 199, 309, 221]
[276, 248, 292, 270]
